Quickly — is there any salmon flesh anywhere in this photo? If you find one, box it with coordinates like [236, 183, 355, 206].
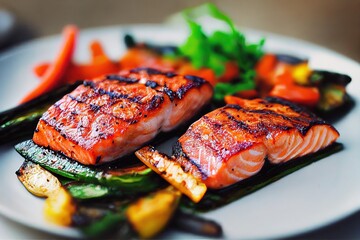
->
[173, 97, 339, 189]
[33, 68, 213, 165]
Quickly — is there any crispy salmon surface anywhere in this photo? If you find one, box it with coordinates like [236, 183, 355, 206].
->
[33, 68, 213, 165]
[174, 97, 339, 189]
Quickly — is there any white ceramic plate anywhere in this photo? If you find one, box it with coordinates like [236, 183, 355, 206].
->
[0, 24, 359, 239]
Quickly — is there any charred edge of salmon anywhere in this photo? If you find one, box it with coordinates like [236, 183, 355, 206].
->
[66, 89, 165, 122]
[84, 69, 211, 103]
[129, 67, 210, 101]
[224, 98, 339, 136]
[130, 67, 168, 76]
[135, 146, 207, 203]
[105, 74, 138, 83]
[199, 114, 258, 157]
[81, 81, 145, 103]
[220, 106, 293, 136]
[70, 82, 165, 126]
[172, 141, 207, 180]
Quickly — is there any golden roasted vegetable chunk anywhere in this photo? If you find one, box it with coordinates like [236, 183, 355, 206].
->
[44, 187, 76, 226]
[126, 186, 181, 239]
[16, 161, 61, 197]
[16, 160, 76, 226]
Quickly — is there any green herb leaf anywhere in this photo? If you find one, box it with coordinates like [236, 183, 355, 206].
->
[175, 3, 265, 101]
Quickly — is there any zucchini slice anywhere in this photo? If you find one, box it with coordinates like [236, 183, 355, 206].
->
[15, 140, 163, 193]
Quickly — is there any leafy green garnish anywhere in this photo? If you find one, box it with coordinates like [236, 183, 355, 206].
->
[176, 3, 265, 101]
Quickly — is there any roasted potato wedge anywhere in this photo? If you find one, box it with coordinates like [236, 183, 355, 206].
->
[126, 186, 181, 238]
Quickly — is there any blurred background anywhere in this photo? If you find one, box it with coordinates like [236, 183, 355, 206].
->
[0, 0, 359, 61]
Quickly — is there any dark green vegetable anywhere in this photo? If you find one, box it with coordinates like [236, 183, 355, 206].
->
[73, 198, 137, 238]
[77, 212, 134, 238]
[177, 3, 264, 100]
[171, 210, 223, 237]
[64, 181, 125, 200]
[124, 34, 179, 56]
[276, 54, 307, 65]
[309, 70, 354, 122]
[182, 142, 343, 211]
[15, 140, 163, 192]
[0, 81, 82, 145]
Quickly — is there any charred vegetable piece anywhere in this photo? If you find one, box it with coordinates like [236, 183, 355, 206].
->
[0, 81, 82, 145]
[310, 70, 354, 120]
[318, 84, 348, 111]
[311, 70, 352, 110]
[310, 70, 351, 86]
[135, 146, 207, 203]
[124, 34, 178, 56]
[16, 161, 62, 197]
[182, 142, 343, 211]
[276, 54, 307, 65]
[126, 186, 181, 239]
[16, 160, 76, 226]
[171, 210, 223, 237]
[15, 140, 162, 192]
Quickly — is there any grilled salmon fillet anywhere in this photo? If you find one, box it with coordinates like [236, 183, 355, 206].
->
[33, 68, 213, 165]
[171, 97, 339, 189]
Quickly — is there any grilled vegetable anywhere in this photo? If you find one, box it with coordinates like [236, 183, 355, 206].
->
[15, 140, 162, 192]
[20, 25, 78, 103]
[135, 146, 207, 203]
[16, 161, 61, 197]
[124, 34, 178, 56]
[44, 187, 77, 226]
[34, 41, 119, 84]
[126, 186, 181, 238]
[64, 181, 124, 200]
[171, 210, 223, 237]
[16, 160, 76, 226]
[0, 81, 82, 145]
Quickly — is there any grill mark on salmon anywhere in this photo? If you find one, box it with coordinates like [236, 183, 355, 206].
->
[142, 97, 339, 189]
[33, 68, 213, 165]
[105, 74, 139, 83]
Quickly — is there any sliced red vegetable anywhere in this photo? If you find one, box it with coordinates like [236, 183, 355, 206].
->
[224, 95, 246, 105]
[119, 47, 174, 72]
[64, 40, 119, 83]
[20, 25, 78, 104]
[273, 68, 295, 86]
[218, 61, 239, 83]
[255, 54, 277, 80]
[32, 40, 119, 84]
[178, 63, 216, 86]
[235, 89, 259, 99]
[33, 62, 51, 78]
[269, 84, 320, 107]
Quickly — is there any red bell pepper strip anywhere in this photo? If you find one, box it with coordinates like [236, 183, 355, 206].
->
[269, 84, 320, 107]
[21, 25, 78, 103]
